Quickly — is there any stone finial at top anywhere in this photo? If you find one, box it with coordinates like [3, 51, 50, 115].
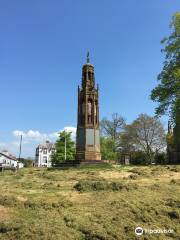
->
[87, 51, 90, 63]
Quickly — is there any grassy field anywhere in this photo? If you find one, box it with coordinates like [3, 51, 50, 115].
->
[0, 164, 180, 240]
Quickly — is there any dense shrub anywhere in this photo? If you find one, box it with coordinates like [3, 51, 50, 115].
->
[168, 211, 180, 219]
[24, 199, 72, 210]
[170, 179, 180, 185]
[166, 199, 180, 208]
[154, 152, 167, 164]
[74, 180, 138, 192]
[0, 223, 19, 234]
[130, 151, 147, 165]
[129, 168, 150, 177]
[0, 195, 19, 207]
[128, 174, 139, 180]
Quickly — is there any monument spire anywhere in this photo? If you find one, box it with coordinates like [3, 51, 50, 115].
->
[87, 51, 90, 63]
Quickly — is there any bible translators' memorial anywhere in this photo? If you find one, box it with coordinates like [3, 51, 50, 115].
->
[76, 53, 101, 162]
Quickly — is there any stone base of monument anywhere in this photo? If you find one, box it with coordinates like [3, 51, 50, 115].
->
[76, 151, 101, 162]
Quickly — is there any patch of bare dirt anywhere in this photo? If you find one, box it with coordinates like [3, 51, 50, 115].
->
[60, 191, 91, 204]
[17, 196, 28, 202]
[99, 171, 131, 180]
[0, 206, 11, 222]
[160, 172, 180, 180]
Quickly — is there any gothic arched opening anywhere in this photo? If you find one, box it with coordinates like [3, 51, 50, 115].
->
[87, 98, 93, 124]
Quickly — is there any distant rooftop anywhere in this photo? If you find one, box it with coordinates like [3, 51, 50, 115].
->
[37, 141, 55, 149]
[0, 152, 17, 161]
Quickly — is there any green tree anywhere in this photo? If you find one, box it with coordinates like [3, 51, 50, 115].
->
[19, 158, 33, 167]
[120, 114, 166, 164]
[51, 131, 75, 164]
[100, 113, 125, 162]
[151, 13, 180, 125]
[100, 137, 117, 161]
[130, 151, 147, 165]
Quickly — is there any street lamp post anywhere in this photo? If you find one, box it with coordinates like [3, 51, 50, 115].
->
[18, 135, 22, 161]
[65, 131, 67, 161]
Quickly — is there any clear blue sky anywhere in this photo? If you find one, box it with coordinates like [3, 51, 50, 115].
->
[0, 0, 179, 157]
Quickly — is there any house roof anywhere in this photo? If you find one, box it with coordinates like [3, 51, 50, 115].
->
[0, 152, 17, 161]
[37, 141, 55, 150]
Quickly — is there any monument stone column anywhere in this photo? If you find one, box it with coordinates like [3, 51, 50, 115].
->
[76, 53, 101, 162]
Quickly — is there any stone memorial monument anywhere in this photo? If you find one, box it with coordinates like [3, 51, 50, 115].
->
[76, 53, 101, 161]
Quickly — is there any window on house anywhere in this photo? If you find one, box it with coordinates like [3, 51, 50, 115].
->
[43, 156, 47, 163]
[43, 149, 47, 154]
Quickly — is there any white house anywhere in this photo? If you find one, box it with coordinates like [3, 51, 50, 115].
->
[0, 150, 24, 169]
[18, 162, 24, 169]
[35, 141, 55, 167]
